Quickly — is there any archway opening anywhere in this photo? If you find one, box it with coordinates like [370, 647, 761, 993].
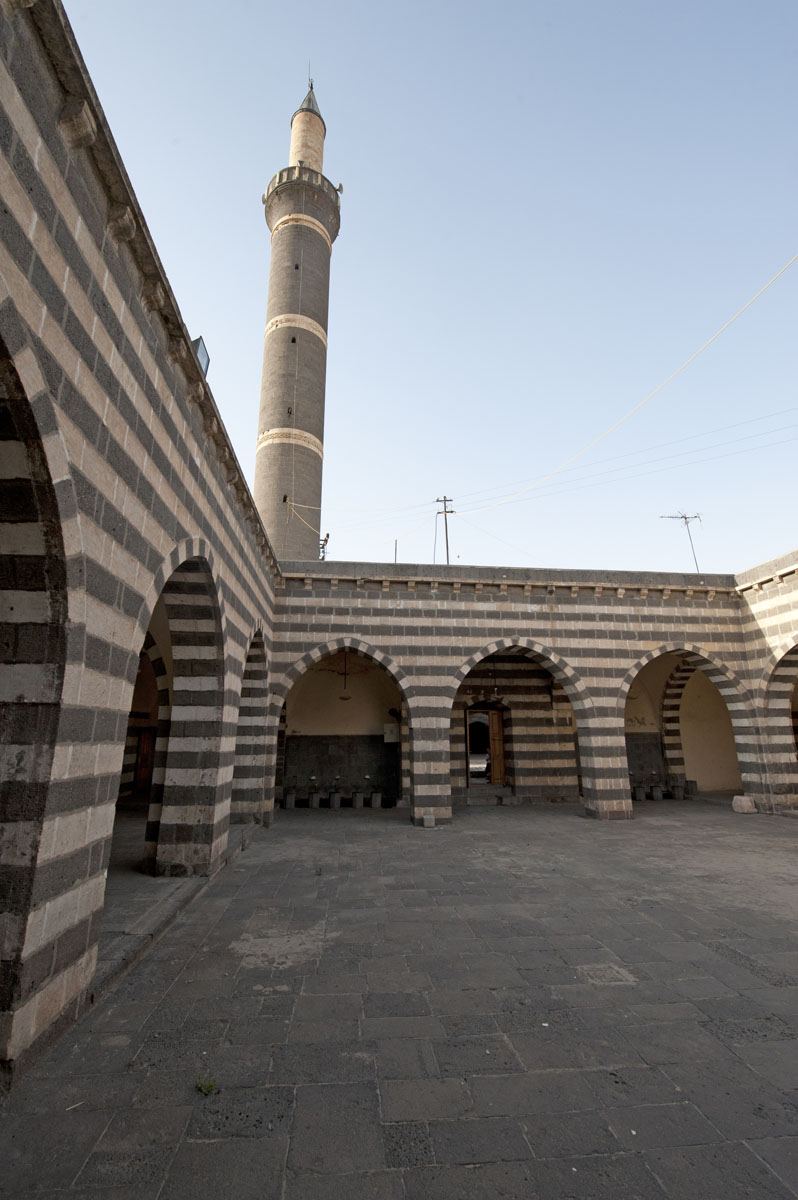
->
[467, 704, 506, 786]
[102, 551, 225, 936]
[107, 595, 172, 878]
[277, 650, 405, 809]
[625, 653, 742, 801]
[98, 596, 174, 973]
[0, 351, 67, 1066]
[451, 648, 581, 807]
[111, 649, 160, 869]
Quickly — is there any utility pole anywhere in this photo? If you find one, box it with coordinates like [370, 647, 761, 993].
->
[436, 496, 455, 566]
[660, 512, 701, 572]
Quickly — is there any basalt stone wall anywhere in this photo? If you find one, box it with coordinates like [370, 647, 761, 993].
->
[271, 562, 773, 822]
[282, 734, 401, 801]
[0, 0, 278, 1071]
[735, 552, 798, 807]
[2, 0, 798, 1086]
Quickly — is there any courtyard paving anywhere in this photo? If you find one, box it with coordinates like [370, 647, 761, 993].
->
[5, 802, 798, 1197]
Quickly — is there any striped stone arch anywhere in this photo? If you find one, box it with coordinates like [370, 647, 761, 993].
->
[0, 331, 69, 1064]
[231, 628, 269, 823]
[135, 536, 229, 655]
[763, 641, 798, 705]
[154, 555, 227, 875]
[616, 643, 751, 712]
[0, 304, 82, 565]
[618, 644, 760, 795]
[269, 636, 414, 713]
[761, 642, 798, 803]
[451, 638, 594, 716]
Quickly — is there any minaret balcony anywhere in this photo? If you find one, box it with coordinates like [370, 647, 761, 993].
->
[264, 165, 341, 210]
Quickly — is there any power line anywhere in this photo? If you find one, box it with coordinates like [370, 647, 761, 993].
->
[460, 431, 798, 509]
[448, 404, 798, 507]
[454, 251, 798, 518]
[457, 419, 798, 512]
[329, 419, 798, 539]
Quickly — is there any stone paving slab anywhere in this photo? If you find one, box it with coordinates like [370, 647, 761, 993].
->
[6, 803, 798, 1196]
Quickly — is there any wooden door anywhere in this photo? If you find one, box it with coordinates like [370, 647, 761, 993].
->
[134, 727, 156, 794]
[488, 710, 505, 785]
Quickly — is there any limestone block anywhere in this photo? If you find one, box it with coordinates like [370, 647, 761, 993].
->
[284, 791, 295, 809]
[732, 795, 757, 814]
[330, 792, 341, 810]
[422, 814, 435, 828]
[1, 0, 35, 16]
[310, 792, 320, 809]
[59, 97, 96, 149]
[651, 786, 663, 802]
[370, 793, 382, 809]
[353, 793, 364, 809]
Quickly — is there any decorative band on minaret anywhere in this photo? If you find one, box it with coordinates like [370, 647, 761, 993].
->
[254, 84, 341, 560]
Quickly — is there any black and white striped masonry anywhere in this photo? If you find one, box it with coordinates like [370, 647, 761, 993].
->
[0, 1, 796, 1083]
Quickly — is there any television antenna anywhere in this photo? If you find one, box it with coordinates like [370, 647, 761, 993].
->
[661, 511, 702, 572]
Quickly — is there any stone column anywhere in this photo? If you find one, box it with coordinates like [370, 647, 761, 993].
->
[408, 701, 453, 826]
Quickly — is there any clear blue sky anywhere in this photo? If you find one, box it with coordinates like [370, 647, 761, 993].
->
[63, 0, 797, 574]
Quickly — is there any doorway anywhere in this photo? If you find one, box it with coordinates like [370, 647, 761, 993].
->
[467, 707, 506, 787]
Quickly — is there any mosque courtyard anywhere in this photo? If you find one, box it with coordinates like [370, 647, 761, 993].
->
[4, 803, 798, 1198]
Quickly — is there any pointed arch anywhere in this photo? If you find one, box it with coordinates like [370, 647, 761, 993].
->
[134, 536, 230, 657]
[449, 639, 591, 806]
[762, 640, 798, 698]
[269, 636, 414, 713]
[270, 638, 411, 810]
[151, 555, 227, 875]
[618, 644, 759, 798]
[617, 643, 752, 711]
[452, 638, 594, 718]
[0, 332, 69, 1065]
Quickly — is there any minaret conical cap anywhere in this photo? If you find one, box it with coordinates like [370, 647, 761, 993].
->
[292, 83, 326, 134]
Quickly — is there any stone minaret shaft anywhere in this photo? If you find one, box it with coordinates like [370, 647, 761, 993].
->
[254, 85, 340, 560]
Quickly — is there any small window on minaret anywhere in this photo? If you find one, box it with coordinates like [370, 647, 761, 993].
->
[294, 263, 299, 270]
[291, 337, 296, 343]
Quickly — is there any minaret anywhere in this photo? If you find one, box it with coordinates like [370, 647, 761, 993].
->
[254, 84, 341, 560]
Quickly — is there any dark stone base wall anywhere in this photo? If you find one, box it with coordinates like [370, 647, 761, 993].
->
[282, 735, 400, 799]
